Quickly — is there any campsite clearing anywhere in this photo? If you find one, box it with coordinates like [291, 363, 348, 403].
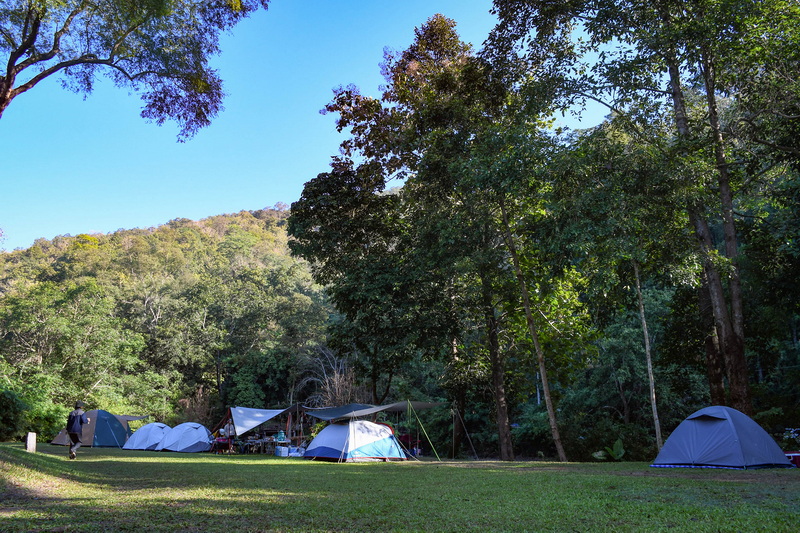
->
[1, 444, 798, 532]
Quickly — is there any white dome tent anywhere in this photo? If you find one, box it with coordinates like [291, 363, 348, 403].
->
[155, 422, 213, 453]
[123, 422, 171, 451]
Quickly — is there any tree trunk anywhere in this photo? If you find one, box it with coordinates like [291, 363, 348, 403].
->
[699, 281, 727, 405]
[700, 48, 752, 415]
[664, 40, 752, 415]
[451, 388, 466, 459]
[498, 200, 567, 462]
[632, 261, 663, 451]
[480, 273, 515, 461]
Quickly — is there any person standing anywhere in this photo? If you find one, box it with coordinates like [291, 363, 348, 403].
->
[66, 401, 88, 460]
[224, 419, 236, 453]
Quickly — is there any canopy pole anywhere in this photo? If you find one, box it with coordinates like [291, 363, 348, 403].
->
[408, 401, 441, 461]
[453, 402, 478, 460]
[339, 422, 350, 463]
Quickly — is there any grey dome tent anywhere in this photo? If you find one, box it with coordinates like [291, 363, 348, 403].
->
[651, 406, 793, 469]
[155, 422, 213, 452]
[123, 422, 171, 450]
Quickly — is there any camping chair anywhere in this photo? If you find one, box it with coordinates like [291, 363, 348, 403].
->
[212, 436, 231, 454]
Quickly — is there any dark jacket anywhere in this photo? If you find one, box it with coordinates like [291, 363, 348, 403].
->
[67, 408, 88, 434]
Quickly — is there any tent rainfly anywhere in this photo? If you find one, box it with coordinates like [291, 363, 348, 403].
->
[651, 406, 794, 469]
[155, 422, 213, 453]
[304, 420, 407, 462]
[123, 422, 171, 450]
[52, 409, 147, 448]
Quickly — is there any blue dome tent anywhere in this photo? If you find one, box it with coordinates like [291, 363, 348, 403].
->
[52, 409, 146, 448]
[651, 406, 793, 469]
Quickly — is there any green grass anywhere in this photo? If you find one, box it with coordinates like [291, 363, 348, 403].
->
[1, 444, 798, 532]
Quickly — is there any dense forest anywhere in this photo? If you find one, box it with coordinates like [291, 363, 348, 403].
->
[287, 2, 800, 460]
[2, 1, 799, 461]
[0, 208, 331, 440]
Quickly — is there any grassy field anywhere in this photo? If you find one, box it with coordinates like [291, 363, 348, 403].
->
[1, 443, 798, 532]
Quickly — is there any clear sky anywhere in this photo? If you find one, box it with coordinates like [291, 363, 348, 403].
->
[0, 1, 595, 252]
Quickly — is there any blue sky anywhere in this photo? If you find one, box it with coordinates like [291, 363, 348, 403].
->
[0, 1, 596, 252]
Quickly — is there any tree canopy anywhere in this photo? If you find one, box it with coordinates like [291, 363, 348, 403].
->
[0, 0, 269, 139]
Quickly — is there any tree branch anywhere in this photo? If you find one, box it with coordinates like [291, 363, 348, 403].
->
[14, 3, 88, 75]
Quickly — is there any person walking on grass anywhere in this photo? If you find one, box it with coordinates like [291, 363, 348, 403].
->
[66, 401, 88, 459]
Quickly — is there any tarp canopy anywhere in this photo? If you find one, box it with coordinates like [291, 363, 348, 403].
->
[52, 409, 145, 448]
[230, 406, 286, 436]
[306, 401, 445, 421]
[123, 422, 171, 451]
[651, 406, 793, 469]
[304, 420, 407, 462]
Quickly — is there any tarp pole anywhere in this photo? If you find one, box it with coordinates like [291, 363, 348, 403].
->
[453, 403, 478, 460]
[340, 422, 350, 463]
[408, 401, 441, 461]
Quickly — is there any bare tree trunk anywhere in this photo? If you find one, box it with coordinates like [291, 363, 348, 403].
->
[632, 260, 663, 451]
[664, 40, 752, 414]
[480, 274, 515, 461]
[700, 282, 727, 405]
[451, 389, 466, 459]
[499, 200, 567, 462]
[700, 49, 752, 415]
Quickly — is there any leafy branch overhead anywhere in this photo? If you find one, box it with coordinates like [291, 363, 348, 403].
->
[0, 0, 269, 140]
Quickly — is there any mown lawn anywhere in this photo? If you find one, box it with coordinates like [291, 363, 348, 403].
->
[1, 443, 798, 532]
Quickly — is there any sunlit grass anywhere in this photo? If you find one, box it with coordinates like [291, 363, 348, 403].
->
[1, 444, 798, 532]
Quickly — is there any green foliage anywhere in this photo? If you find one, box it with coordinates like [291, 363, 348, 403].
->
[591, 438, 625, 461]
[0, 389, 28, 440]
[605, 438, 625, 461]
[0, 1, 270, 139]
[0, 208, 329, 428]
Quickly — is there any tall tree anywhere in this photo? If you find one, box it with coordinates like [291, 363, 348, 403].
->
[0, 0, 269, 139]
[545, 119, 694, 451]
[288, 160, 443, 405]
[317, 16, 523, 459]
[488, 0, 800, 415]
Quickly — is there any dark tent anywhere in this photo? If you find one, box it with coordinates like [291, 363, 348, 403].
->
[52, 409, 147, 448]
[651, 406, 793, 469]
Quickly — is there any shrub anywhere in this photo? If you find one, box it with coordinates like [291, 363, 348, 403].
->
[0, 389, 29, 441]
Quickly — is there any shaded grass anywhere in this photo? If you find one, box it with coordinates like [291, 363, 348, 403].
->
[1, 444, 798, 532]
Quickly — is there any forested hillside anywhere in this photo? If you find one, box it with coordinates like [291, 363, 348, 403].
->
[0, 207, 330, 440]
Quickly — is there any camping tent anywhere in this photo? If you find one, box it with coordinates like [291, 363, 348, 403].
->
[155, 422, 213, 453]
[123, 422, 171, 450]
[51, 409, 146, 448]
[304, 420, 407, 462]
[651, 406, 793, 469]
